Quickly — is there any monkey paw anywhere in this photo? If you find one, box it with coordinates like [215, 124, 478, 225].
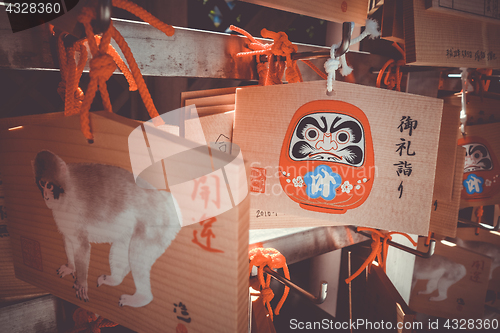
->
[73, 281, 89, 302]
[118, 293, 153, 308]
[429, 295, 447, 302]
[57, 264, 75, 279]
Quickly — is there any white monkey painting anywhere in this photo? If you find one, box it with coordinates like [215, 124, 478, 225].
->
[32, 150, 181, 307]
[411, 254, 466, 302]
[456, 239, 500, 280]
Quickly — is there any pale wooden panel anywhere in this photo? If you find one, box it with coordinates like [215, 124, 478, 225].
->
[426, 0, 500, 25]
[0, 203, 48, 302]
[444, 93, 500, 126]
[410, 238, 491, 319]
[181, 87, 237, 107]
[0, 295, 58, 332]
[381, 0, 405, 43]
[367, 265, 416, 332]
[191, 105, 236, 118]
[429, 147, 465, 237]
[433, 103, 460, 201]
[185, 94, 236, 109]
[405, 0, 500, 67]
[234, 80, 445, 235]
[239, 0, 369, 25]
[455, 227, 500, 309]
[0, 112, 249, 333]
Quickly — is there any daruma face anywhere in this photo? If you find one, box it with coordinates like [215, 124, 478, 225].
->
[279, 100, 374, 214]
[458, 136, 500, 201]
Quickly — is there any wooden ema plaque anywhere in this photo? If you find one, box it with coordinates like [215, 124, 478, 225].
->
[239, 0, 369, 25]
[233, 80, 462, 236]
[0, 112, 249, 333]
[410, 238, 491, 319]
[455, 227, 500, 310]
[458, 123, 500, 208]
[404, 0, 500, 68]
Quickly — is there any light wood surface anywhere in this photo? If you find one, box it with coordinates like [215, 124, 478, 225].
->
[409, 238, 491, 319]
[367, 264, 416, 333]
[234, 80, 452, 236]
[0, 112, 249, 333]
[425, 0, 500, 25]
[239, 0, 369, 25]
[404, 0, 500, 67]
[381, 0, 405, 43]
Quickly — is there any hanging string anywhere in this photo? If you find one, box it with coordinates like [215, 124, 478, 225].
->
[58, 35, 87, 116]
[229, 25, 302, 85]
[325, 19, 380, 92]
[249, 247, 290, 321]
[425, 231, 433, 247]
[475, 206, 484, 235]
[95, 35, 137, 91]
[376, 42, 405, 91]
[57, 0, 174, 142]
[68, 308, 118, 333]
[345, 227, 417, 284]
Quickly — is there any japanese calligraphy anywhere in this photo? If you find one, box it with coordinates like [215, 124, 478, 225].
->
[191, 175, 221, 210]
[192, 216, 224, 253]
[446, 48, 497, 62]
[394, 161, 413, 177]
[395, 116, 418, 198]
[395, 138, 415, 157]
[470, 260, 485, 284]
[304, 165, 341, 200]
[398, 116, 418, 136]
[174, 302, 192, 324]
[463, 174, 484, 194]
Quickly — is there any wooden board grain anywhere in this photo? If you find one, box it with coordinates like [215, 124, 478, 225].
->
[429, 147, 465, 238]
[425, 0, 500, 25]
[444, 93, 500, 126]
[404, 0, 500, 67]
[234, 80, 449, 235]
[381, 0, 405, 43]
[0, 112, 249, 333]
[455, 226, 500, 308]
[239, 0, 369, 25]
[367, 265, 416, 333]
[410, 238, 491, 319]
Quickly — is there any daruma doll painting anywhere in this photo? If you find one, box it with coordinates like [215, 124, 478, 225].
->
[279, 100, 374, 214]
[234, 80, 460, 235]
[458, 136, 500, 203]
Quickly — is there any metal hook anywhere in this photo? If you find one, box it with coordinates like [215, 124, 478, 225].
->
[95, 0, 112, 34]
[334, 22, 352, 58]
[458, 217, 500, 232]
[356, 230, 435, 258]
[262, 266, 328, 304]
[257, 22, 353, 63]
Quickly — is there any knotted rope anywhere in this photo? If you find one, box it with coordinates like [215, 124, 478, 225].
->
[376, 42, 405, 91]
[68, 308, 118, 333]
[57, 0, 173, 142]
[325, 19, 380, 92]
[249, 247, 290, 321]
[345, 227, 417, 284]
[230, 25, 302, 85]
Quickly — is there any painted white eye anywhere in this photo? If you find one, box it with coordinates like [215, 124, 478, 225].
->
[305, 128, 319, 141]
[336, 130, 350, 144]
